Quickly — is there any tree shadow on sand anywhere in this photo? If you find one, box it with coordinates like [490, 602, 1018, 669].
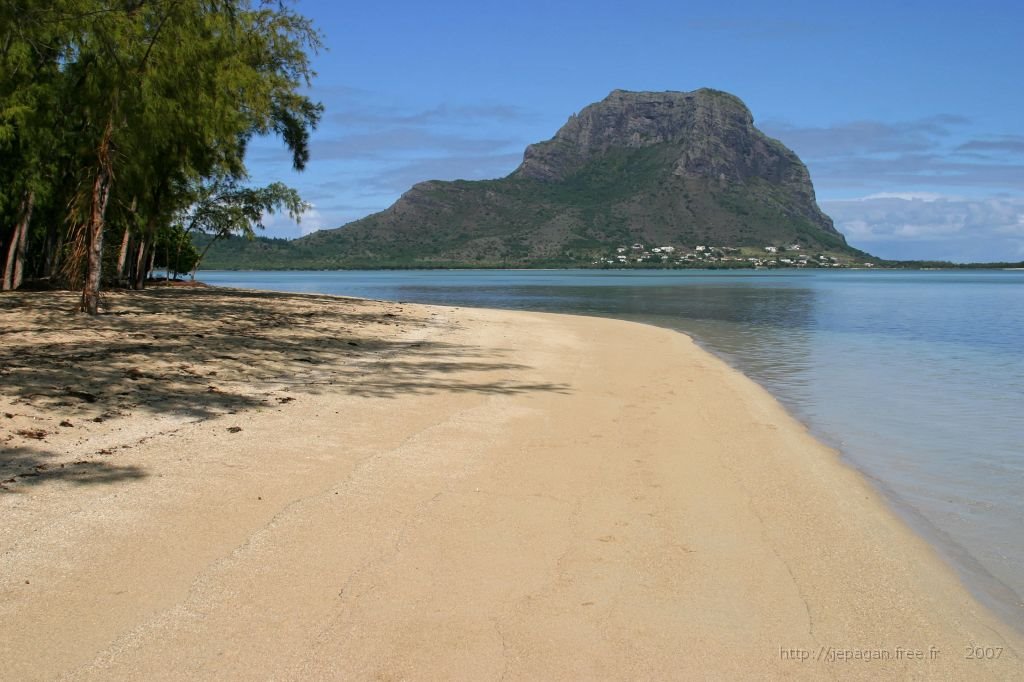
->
[1, 287, 570, 488]
[1, 444, 147, 490]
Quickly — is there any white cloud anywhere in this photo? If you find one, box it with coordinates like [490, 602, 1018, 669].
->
[822, 194, 1024, 262]
[296, 207, 326, 236]
[761, 116, 968, 159]
[996, 212, 1024, 237]
[260, 205, 329, 238]
[763, 116, 1024, 194]
[860, 192, 949, 202]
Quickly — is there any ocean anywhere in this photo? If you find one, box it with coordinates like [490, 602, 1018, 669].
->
[196, 268, 1024, 630]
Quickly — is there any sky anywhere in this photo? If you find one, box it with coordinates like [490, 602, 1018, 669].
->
[246, 0, 1024, 262]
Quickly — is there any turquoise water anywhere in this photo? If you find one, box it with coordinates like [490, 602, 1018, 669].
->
[198, 268, 1024, 629]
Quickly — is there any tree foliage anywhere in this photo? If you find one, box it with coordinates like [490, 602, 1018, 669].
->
[0, 0, 322, 311]
[181, 177, 307, 275]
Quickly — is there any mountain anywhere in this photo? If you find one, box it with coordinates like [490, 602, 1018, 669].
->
[203, 88, 860, 269]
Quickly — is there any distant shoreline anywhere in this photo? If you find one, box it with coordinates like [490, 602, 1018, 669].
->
[192, 261, 1024, 273]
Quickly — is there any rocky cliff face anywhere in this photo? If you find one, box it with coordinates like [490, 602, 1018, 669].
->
[513, 89, 832, 231]
[292, 89, 848, 267]
[517, 89, 760, 181]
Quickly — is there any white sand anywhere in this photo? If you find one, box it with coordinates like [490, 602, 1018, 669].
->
[1, 288, 1020, 679]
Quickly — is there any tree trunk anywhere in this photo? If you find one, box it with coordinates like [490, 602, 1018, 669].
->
[191, 231, 224, 280]
[43, 220, 61, 280]
[81, 118, 114, 315]
[171, 237, 182, 281]
[117, 196, 141, 285]
[133, 236, 148, 290]
[2, 191, 34, 291]
[12, 191, 34, 289]
[116, 228, 131, 284]
[80, 166, 111, 314]
[2, 231, 15, 291]
[2, 227, 16, 291]
[133, 177, 168, 289]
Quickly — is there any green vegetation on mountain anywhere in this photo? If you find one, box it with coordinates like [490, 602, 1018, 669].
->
[203, 88, 865, 270]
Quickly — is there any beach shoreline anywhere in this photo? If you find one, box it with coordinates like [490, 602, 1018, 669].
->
[647, 319, 1024, 639]
[1, 287, 1021, 679]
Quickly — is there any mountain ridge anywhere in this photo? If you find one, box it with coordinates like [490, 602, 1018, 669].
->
[204, 88, 861, 269]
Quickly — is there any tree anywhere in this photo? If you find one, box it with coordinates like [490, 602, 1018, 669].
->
[152, 223, 201, 279]
[1, 0, 322, 312]
[181, 178, 307, 277]
[0, 0, 69, 290]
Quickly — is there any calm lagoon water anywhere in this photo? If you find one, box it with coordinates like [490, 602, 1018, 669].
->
[198, 268, 1024, 629]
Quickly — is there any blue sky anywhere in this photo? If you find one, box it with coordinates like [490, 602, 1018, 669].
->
[248, 0, 1024, 261]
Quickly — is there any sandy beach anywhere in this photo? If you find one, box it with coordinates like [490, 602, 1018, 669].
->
[1, 287, 1021, 680]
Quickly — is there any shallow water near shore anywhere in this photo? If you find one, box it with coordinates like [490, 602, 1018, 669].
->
[197, 268, 1024, 630]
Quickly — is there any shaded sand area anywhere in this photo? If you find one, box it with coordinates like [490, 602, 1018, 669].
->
[1, 287, 1021, 680]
